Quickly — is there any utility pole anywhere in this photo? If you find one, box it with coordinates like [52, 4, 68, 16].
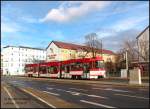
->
[101, 39, 103, 58]
[126, 49, 129, 77]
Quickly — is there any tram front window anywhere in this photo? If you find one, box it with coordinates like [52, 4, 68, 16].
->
[95, 60, 105, 68]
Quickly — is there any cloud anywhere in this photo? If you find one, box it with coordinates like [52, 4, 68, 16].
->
[96, 28, 117, 38]
[1, 22, 22, 33]
[101, 29, 141, 52]
[21, 16, 38, 23]
[95, 16, 147, 51]
[95, 15, 148, 40]
[40, 1, 111, 23]
[112, 16, 149, 31]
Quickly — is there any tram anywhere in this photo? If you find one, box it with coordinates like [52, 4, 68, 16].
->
[25, 57, 106, 79]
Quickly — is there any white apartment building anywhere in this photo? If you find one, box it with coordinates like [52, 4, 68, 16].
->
[136, 26, 149, 62]
[2, 46, 46, 75]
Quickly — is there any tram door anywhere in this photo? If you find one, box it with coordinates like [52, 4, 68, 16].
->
[83, 64, 90, 79]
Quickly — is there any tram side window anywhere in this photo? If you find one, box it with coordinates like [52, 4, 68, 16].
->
[71, 63, 82, 70]
[47, 67, 52, 74]
[25, 67, 29, 73]
[95, 60, 105, 68]
[47, 66, 58, 74]
[53, 67, 58, 74]
[61, 65, 65, 71]
[83, 64, 90, 73]
[39, 66, 47, 74]
[29, 67, 33, 72]
[89, 62, 93, 69]
[33, 67, 37, 73]
[34, 66, 38, 72]
[65, 65, 70, 73]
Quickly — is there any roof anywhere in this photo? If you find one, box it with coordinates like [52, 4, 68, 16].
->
[47, 41, 115, 55]
[136, 25, 149, 39]
[19, 46, 45, 51]
[3, 45, 45, 51]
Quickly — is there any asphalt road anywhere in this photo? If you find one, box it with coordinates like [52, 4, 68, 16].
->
[1, 82, 51, 108]
[1, 76, 149, 108]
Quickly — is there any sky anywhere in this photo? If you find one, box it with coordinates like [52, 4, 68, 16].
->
[1, 1, 149, 52]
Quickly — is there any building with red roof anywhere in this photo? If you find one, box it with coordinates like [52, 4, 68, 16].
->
[46, 41, 116, 63]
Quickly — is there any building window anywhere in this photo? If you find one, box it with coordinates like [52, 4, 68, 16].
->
[11, 63, 13, 67]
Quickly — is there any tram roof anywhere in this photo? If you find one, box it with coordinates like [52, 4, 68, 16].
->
[25, 57, 103, 67]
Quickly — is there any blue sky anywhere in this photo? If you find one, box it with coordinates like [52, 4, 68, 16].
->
[1, 1, 149, 52]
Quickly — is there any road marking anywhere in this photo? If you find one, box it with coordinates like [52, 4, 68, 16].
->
[48, 85, 55, 86]
[56, 88, 66, 91]
[80, 100, 116, 108]
[69, 88, 88, 91]
[66, 90, 79, 93]
[105, 88, 130, 92]
[66, 90, 81, 95]
[71, 92, 80, 95]
[92, 87, 104, 90]
[93, 88, 130, 93]
[22, 89, 56, 108]
[47, 87, 54, 90]
[56, 89, 81, 95]
[56, 88, 107, 98]
[87, 95, 108, 99]
[43, 91, 60, 96]
[115, 94, 149, 100]
[3, 86, 19, 108]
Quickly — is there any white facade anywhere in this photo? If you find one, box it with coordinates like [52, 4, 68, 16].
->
[2, 46, 46, 75]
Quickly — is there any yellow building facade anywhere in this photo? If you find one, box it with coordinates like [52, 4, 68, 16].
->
[46, 41, 116, 63]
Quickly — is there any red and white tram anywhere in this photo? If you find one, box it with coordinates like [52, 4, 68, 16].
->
[25, 57, 106, 79]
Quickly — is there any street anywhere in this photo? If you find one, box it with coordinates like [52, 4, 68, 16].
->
[1, 76, 149, 108]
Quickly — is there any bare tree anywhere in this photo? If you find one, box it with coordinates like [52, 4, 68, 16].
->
[121, 38, 149, 62]
[80, 33, 102, 58]
[121, 39, 138, 64]
[137, 40, 149, 62]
